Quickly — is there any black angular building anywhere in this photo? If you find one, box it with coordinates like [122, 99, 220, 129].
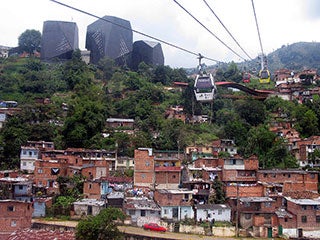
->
[86, 16, 133, 65]
[40, 21, 79, 61]
[131, 40, 164, 70]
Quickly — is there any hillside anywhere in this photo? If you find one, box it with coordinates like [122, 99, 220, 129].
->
[236, 42, 320, 75]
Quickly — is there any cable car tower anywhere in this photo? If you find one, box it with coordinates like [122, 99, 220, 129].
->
[194, 54, 217, 102]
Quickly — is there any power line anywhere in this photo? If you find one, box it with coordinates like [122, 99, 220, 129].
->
[202, 0, 253, 61]
[49, 0, 220, 63]
[173, 0, 247, 61]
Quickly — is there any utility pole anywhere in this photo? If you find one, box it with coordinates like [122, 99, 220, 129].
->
[235, 183, 239, 237]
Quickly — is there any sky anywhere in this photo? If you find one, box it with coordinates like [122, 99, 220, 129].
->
[1, 0, 320, 68]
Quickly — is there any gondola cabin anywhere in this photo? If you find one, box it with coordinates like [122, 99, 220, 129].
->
[242, 72, 251, 83]
[194, 73, 217, 102]
[259, 69, 271, 83]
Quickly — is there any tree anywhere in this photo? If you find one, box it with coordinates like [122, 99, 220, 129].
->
[235, 99, 266, 126]
[209, 177, 226, 204]
[18, 29, 41, 54]
[76, 207, 125, 240]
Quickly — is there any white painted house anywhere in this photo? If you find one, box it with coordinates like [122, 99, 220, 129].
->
[124, 197, 161, 227]
[196, 204, 231, 222]
[20, 146, 40, 173]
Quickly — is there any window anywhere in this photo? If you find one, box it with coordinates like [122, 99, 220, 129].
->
[284, 218, 288, 222]
[264, 202, 271, 207]
[164, 209, 168, 214]
[18, 185, 23, 190]
[301, 205, 307, 210]
[301, 216, 307, 223]
[218, 209, 222, 215]
[23, 162, 26, 166]
[245, 213, 251, 220]
[263, 173, 267, 178]
[141, 210, 146, 217]
[128, 210, 135, 215]
[89, 184, 92, 189]
[11, 221, 16, 227]
[7, 206, 15, 212]
[38, 168, 43, 174]
[145, 161, 150, 167]
[316, 216, 320, 223]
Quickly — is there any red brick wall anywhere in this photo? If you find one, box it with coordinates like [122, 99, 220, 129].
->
[0, 201, 32, 234]
[253, 215, 265, 226]
[258, 171, 304, 183]
[154, 191, 188, 206]
[83, 181, 101, 199]
[222, 170, 237, 182]
[222, 169, 257, 182]
[194, 158, 219, 168]
[225, 184, 264, 198]
[244, 157, 259, 170]
[134, 149, 155, 188]
[34, 160, 67, 187]
[155, 172, 180, 184]
[287, 200, 320, 230]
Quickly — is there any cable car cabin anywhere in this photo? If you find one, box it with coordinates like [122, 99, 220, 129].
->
[259, 69, 271, 83]
[242, 72, 251, 83]
[194, 73, 217, 102]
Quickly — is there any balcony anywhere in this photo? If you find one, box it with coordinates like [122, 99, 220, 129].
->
[155, 166, 181, 172]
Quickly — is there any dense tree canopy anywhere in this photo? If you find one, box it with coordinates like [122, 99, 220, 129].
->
[18, 29, 41, 54]
[0, 50, 320, 170]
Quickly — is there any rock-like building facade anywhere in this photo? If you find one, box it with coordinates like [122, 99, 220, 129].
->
[86, 16, 133, 64]
[40, 21, 79, 61]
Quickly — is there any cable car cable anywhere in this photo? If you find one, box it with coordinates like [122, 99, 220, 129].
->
[251, 0, 265, 59]
[49, 0, 220, 63]
[173, 0, 247, 61]
[202, 0, 253, 61]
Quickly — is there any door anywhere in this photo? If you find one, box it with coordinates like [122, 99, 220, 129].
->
[172, 207, 178, 220]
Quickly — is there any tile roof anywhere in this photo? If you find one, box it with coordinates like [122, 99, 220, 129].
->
[7, 229, 75, 240]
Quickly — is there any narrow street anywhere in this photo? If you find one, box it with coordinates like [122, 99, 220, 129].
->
[32, 219, 271, 240]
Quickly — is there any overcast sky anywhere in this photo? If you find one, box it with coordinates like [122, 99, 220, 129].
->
[1, 0, 320, 68]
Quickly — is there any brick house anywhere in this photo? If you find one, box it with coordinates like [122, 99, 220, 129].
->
[134, 148, 154, 189]
[212, 139, 237, 157]
[165, 105, 186, 123]
[0, 177, 32, 201]
[292, 136, 320, 167]
[238, 197, 280, 238]
[282, 197, 320, 238]
[134, 148, 182, 190]
[106, 118, 135, 134]
[0, 200, 33, 238]
[154, 150, 181, 189]
[223, 155, 262, 199]
[257, 169, 318, 193]
[34, 159, 68, 195]
[154, 189, 194, 221]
